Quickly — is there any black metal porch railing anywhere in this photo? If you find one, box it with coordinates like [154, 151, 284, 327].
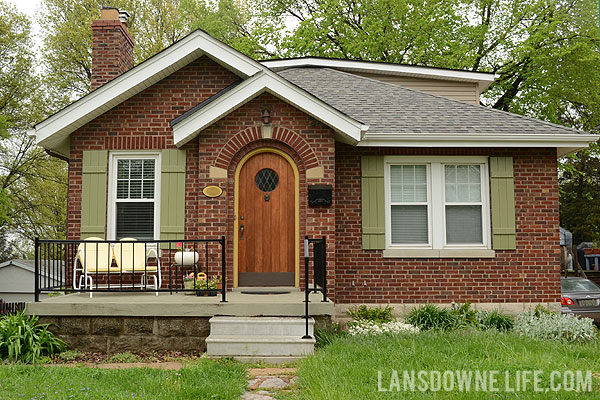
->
[34, 238, 227, 303]
[303, 235, 328, 339]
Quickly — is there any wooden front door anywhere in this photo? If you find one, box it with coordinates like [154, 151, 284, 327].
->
[238, 151, 295, 286]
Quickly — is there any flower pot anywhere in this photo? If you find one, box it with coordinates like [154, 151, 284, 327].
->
[183, 280, 195, 290]
[174, 251, 199, 266]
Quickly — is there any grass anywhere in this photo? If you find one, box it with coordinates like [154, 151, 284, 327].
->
[0, 359, 247, 399]
[281, 330, 600, 399]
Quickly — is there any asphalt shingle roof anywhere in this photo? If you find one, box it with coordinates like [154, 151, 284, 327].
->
[277, 67, 586, 136]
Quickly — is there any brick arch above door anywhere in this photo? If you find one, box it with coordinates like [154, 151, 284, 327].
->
[213, 125, 320, 170]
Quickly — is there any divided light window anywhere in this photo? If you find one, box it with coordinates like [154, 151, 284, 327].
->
[385, 158, 489, 249]
[110, 155, 160, 240]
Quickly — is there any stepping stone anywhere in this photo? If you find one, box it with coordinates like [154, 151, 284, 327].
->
[241, 391, 275, 400]
[258, 377, 288, 389]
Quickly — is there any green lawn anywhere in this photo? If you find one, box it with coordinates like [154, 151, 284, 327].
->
[283, 331, 600, 399]
[0, 359, 247, 399]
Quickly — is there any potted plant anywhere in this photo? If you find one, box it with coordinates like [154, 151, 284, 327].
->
[195, 274, 221, 296]
[183, 272, 197, 294]
[174, 242, 199, 266]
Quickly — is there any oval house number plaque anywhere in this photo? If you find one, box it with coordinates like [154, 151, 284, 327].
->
[203, 185, 223, 198]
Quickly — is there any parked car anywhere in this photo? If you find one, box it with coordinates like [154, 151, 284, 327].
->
[561, 277, 600, 323]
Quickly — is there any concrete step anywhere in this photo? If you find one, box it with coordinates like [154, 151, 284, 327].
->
[209, 316, 313, 337]
[206, 335, 315, 357]
[206, 316, 316, 361]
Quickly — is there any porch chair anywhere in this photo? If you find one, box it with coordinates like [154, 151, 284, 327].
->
[113, 238, 162, 295]
[73, 237, 116, 297]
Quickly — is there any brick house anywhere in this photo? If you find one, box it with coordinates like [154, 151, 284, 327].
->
[30, 7, 595, 317]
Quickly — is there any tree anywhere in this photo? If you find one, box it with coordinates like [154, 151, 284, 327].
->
[38, 0, 265, 103]
[0, 1, 68, 261]
[256, 0, 600, 128]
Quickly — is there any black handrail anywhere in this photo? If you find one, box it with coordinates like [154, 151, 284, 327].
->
[34, 237, 227, 302]
[303, 235, 327, 339]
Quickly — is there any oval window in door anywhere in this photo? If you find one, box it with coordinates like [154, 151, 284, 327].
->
[255, 168, 279, 192]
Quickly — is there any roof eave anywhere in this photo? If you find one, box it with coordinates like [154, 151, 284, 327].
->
[261, 58, 497, 86]
[32, 30, 263, 154]
[357, 133, 597, 157]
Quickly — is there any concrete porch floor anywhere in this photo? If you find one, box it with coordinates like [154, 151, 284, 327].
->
[27, 289, 334, 317]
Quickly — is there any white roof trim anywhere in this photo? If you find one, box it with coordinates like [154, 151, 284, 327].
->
[357, 133, 597, 157]
[261, 58, 497, 91]
[31, 30, 262, 153]
[172, 71, 368, 147]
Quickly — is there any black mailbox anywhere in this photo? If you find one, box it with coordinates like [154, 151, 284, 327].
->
[308, 184, 332, 207]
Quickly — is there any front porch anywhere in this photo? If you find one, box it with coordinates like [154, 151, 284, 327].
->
[28, 289, 334, 318]
[27, 290, 333, 355]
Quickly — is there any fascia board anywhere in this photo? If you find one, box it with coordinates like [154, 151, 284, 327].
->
[173, 73, 365, 147]
[261, 58, 497, 85]
[34, 30, 262, 148]
[357, 133, 597, 156]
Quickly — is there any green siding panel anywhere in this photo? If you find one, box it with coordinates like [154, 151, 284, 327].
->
[490, 156, 516, 250]
[361, 156, 385, 250]
[160, 149, 186, 248]
[81, 150, 108, 239]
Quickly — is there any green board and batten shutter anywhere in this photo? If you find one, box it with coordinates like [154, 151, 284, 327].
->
[361, 155, 386, 249]
[160, 149, 186, 247]
[490, 156, 516, 250]
[81, 150, 108, 238]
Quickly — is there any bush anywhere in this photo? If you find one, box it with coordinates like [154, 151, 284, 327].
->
[346, 305, 394, 323]
[477, 310, 514, 331]
[348, 320, 419, 335]
[0, 311, 66, 363]
[405, 304, 463, 331]
[514, 310, 597, 343]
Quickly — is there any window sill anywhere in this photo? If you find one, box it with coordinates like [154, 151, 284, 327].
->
[382, 249, 495, 259]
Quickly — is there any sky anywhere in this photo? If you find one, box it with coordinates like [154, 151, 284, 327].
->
[6, 0, 43, 49]
[6, 0, 40, 17]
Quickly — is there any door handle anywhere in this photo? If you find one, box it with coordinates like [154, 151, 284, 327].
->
[240, 224, 245, 240]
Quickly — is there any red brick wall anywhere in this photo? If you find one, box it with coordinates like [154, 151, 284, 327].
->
[192, 93, 336, 295]
[335, 144, 561, 304]
[91, 19, 135, 90]
[67, 56, 336, 295]
[67, 56, 239, 240]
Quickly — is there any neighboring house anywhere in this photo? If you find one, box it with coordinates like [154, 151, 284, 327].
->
[29, 7, 596, 312]
[0, 260, 63, 302]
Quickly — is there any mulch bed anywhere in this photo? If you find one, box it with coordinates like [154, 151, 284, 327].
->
[49, 351, 204, 365]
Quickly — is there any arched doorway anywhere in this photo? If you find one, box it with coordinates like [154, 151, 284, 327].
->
[234, 148, 299, 287]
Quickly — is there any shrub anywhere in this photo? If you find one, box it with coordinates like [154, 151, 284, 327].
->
[346, 305, 394, 323]
[348, 320, 419, 335]
[477, 310, 514, 331]
[514, 310, 597, 343]
[405, 304, 463, 331]
[0, 311, 66, 363]
[450, 302, 478, 327]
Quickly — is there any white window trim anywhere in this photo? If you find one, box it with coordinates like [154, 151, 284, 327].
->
[384, 156, 491, 253]
[107, 152, 161, 240]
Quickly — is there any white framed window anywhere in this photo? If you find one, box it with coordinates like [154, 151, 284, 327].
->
[384, 156, 490, 251]
[107, 152, 161, 240]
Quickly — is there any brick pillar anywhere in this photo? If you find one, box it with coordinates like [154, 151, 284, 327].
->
[91, 7, 134, 90]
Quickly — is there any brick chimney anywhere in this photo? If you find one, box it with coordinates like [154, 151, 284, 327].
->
[91, 7, 134, 90]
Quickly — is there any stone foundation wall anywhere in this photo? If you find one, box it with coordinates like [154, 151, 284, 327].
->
[39, 316, 211, 353]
